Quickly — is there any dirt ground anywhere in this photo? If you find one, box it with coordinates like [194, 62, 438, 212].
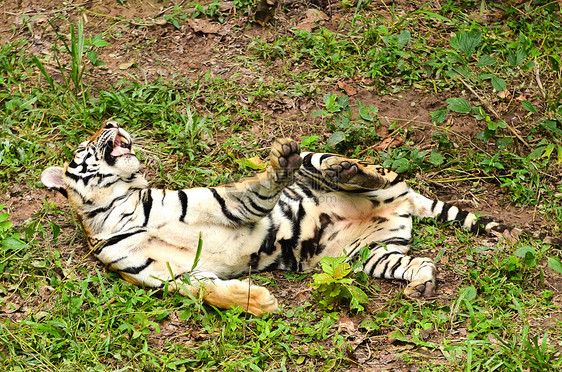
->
[1, 1, 560, 369]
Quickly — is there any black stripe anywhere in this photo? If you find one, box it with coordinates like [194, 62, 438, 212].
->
[142, 189, 153, 227]
[302, 154, 321, 174]
[368, 251, 403, 277]
[282, 188, 302, 201]
[87, 195, 127, 219]
[95, 229, 145, 254]
[278, 202, 306, 271]
[294, 180, 319, 205]
[437, 203, 453, 222]
[246, 196, 270, 215]
[319, 154, 335, 162]
[454, 210, 469, 223]
[250, 190, 277, 200]
[383, 191, 409, 204]
[209, 188, 242, 224]
[470, 217, 495, 234]
[178, 190, 188, 222]
[120, 258, 154, 274]
[389, 174, 403, 185]
[379, 237, 411, 246]
[431, 199, 438, 213]
[389, 256, 404, 277]
[65, 170, 80, 182]
[100, 177, 121, 188]
[260, 220, 279, 255]
[108, 257, 125, 266]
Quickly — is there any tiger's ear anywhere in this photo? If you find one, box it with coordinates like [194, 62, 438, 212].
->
[41, 167, 68, 198]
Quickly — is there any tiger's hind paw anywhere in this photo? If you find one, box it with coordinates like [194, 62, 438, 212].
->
[321, 157, 394, 190]
[270, 138, 302, 173]
[324, 160, 358, 185]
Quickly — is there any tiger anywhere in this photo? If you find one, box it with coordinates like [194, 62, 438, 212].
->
[41, 121, 538, 316]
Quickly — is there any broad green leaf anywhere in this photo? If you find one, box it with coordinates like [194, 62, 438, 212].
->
[513, 246, 535, 258]
[0, 221, 13, 230]
[477, 55, 496, 67]
[495, 137, 512, 150]
[324, 93, 338, 111]
[487, 120, 506, 131]
[491, 76, 507, 92]
[430, 108, 448, 124]
[313, 273, 333, 285]
[2, 237, 28, 250]
[542, 144, 556, 159]
[508, 48, 527, 66]
[0, 212, 9, 223]
[235, 157, 267, 170]
[454, 30, 482, 56]
[333, 262, 351, 280]
[459, 286, 477, 302]
[347, 285, 369, 304]
[429, 150, 445, 166]
[446, 97, 472, 113]
[540, 120, 562, 136]
[392, 158, 412, 173]
[358, 103, 378, 122]
[521, 100, 537, 113]
[397, 30, 411, 47]
[548, 257, 562, 274]
[327, 131, 346, 148]
[478, 73, 494, 81]
[528, 146, 544, 159]
[549, 54, 561, 72]
[90, 35, 110, 47]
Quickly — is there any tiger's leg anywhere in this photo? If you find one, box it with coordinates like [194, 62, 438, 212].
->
[362, 244, 436, 298]
[171, 272, 279, 317]
[299, 153, 399, 191]
[202, 138, 302, 224]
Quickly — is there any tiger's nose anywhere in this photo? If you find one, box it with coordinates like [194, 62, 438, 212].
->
[104, 121, 119, 129]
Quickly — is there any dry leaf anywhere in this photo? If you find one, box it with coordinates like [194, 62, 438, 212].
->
[337, 80, 357, 96]
[295, 9, 328, 32]
[375, 136, 403, 151]
[187, 19, 221, 34]
[119, 61, 135, 70]
[497, 90, 510, 99]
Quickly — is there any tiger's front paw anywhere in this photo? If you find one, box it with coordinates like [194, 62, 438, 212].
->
[270, 138, 302, 172]
[404, 279, 436, 298]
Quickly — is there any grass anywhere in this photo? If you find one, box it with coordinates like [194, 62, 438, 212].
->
[1, 1, 562, 370]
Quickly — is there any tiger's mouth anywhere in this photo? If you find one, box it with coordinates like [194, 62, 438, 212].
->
[109, 134, 133, 157]
[103, 132, 134, 167]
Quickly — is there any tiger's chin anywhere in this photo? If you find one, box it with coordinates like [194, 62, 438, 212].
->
[112, 154, 141, 176]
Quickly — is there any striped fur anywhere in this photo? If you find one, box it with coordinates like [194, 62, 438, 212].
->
[42, 122, 532, 315]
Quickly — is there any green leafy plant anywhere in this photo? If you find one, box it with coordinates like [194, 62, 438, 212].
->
[310, 256, 369, 312]
[313, 93, 380, 152]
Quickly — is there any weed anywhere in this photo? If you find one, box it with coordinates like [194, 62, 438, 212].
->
[311, 255, 369, 312]
[313, 93, 380, 153]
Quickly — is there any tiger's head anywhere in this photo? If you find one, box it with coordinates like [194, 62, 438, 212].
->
[41, 121, 147, 206]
